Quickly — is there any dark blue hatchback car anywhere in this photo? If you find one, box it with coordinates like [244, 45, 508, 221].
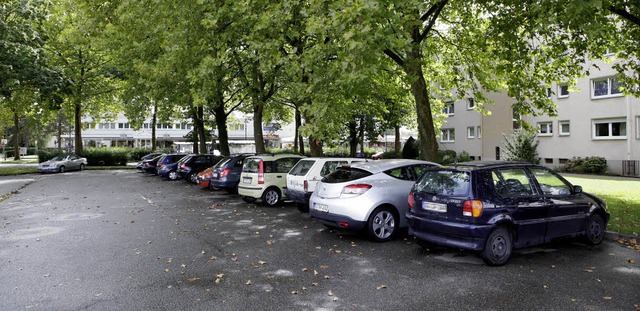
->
[406, 161, 609, 266]
[157, 153, 187, 180]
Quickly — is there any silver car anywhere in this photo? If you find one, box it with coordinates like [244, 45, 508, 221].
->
[37, 154, 88, 173]
[309, 159, 438, 242]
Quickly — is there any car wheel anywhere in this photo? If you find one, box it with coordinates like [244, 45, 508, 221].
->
[168, 171, 179, 180]
[242, 196, 257, 203]
[261, 187, 281, 207]
[367, 207, 398, 242]
[584, 214, 605, 245]
[296, 202, 309, 213]
[188, 173, 198, 183]
[79, 164, 85, 171]
[481, 227, 512, 266]
[59, 165, 65, 173]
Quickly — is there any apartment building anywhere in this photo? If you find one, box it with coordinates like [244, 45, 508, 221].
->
[438, 58, 639, 176]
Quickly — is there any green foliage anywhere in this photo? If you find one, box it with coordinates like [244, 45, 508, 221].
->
[457, 151, 472, 162]
[37, 149, 64, 163]
[438, 150, 458, 165]
[80, 147, 128, 166]
[561, 157, 608, 175]
[402, 136, 419, 159]
[502, 130, 541, 164]
[127, 148, 155, 161]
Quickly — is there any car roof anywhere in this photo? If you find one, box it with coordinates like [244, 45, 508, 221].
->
[297, 157, 368, 161]
[246, 153, 304, 160]
[444, 161, 534, 170]
[351, 159, 438, 173]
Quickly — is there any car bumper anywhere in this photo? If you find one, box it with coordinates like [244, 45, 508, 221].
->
[405, 213, 493, 251]
[37, 167, 58, 173]
[283, 188, 312, 204]
[238, 185, 265, 198]
[197, 178, 210, 188]
[210, 178, 238, 189]
[310, 209, 367, 231]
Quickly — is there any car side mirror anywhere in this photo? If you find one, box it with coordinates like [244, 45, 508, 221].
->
[573, 185, 583, 194]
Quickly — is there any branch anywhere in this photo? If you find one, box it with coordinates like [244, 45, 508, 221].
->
[384, 49, 404, 67]
[609, 5, 640, 26]
[418, 0, 448, 43]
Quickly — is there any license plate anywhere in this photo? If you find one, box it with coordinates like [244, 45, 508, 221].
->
[422, 202, 447, 212]
[314, 203, 329, 213]
[243, 177, 252, 184]
[212, 173, 218, 178]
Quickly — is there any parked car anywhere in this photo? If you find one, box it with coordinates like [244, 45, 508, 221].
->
[156, 153, 188, 180]
[178, 154, 224, 183]
[37, 154, 88, 173]
[309, 159, 437, 242]
[208, 153, 254, 193]
[406, 161, 609, 266]
[285, 157, 368, 212]
[142, 154, 164, 174]
[238, 153, 304, 206]
[136, 153, 162, 171]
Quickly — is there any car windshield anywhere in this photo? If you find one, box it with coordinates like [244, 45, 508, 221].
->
[322, 167, 372, 183]
[415, 170, 470, 196]
[289, 160, 316, 176]
[51, 155, 66, 161]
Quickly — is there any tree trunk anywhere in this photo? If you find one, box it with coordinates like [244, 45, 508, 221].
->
[253, 102, 265, 153]
[358, 116, 365, 154]
[348, 120, 358, 157]
[214, 104, 230, 156]
[395, 125, 401, 154]
[74, 99, 83, 155]
[151, 104, 157, 151]
[192, 129, 199, 154]
[196, 106, 207, 154]
[309, 136, 323, 156]
[12, 111, 20, 161]
[294, 106, 303, 154]
[57, 119, 62, 152]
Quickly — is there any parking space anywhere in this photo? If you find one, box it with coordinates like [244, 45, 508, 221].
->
[0, 170, 639, 310]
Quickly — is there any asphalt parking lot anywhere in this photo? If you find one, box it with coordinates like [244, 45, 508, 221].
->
[1, 170, 639, 310]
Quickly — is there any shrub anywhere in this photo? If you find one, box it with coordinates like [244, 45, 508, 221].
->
[402, 136, 419, 159]
[81, 147, 129, 166]
[502, 129, 540, 164]
[457, 151, 472, 162]
[562, 157, 607, 174]
[128, 148, 154, 161]
[438, 150, 457, 165]
[38, 149, 64, 162]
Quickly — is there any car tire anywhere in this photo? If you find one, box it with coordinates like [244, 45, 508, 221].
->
[188, 173, 198, 183]
[481, 227, 512, 266]
[296, 202, 309, 213]
[59, 165, 65, 173]
[79, 164, 85, 171]
[367, 206, 398, 242]
[168, 171, 179, 180]
[261, 187, 281, 207]
[584, 214, 605, 245]
[242, 196, 257, 203]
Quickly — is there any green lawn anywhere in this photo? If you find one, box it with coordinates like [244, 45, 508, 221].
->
[564, 175, 640, 236]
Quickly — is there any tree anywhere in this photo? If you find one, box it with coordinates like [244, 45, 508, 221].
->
[502, 129, 540, 164]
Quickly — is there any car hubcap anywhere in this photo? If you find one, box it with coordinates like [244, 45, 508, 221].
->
[265, 191, 278, 205]
[169, 171, 177, 180]
[372, 211, 394, 239]
[589, 219, 602, 240]
[190, 174, 197, 183]
[490, 236, 507, 258]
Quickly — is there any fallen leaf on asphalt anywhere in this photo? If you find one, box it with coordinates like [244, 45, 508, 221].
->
[377, 285, 388, 290]
[543, 285, 549, 289]
[231, 257, 238, 262]
[628, 258, 635, 264]
[550, 265, 556, 269]
[164, 269, 170, 272]
[603, 296, 613, 300]
[43, 274, 50, 277]
[291, 291, 298, 295]
[584, 269, 594, 273]
[246, 280, 252, 285]
[181, 264, 187, 268]
[210, 256, 218, 260]
[311, 282, 318, 286]
[302, 268, 309, 272]
[167, 258, 173, 263]
[258, 260, 267, 265]
[188, 277, 200, 283]
[316, 246, 322, 250]
[267, 240, 274, 245]
[328, 290, 334, 296]
[324, 275, 330, 279]
[314, 270, 318, 276]
[302, 287, 308, 291]
[320, 265, 330, 269]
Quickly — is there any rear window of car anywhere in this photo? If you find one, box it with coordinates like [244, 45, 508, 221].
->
[215, 157, 232, 168]
[289, 160, 316, 176]
[415, 170, 470, 196]
[243, 158, 261, 173]
[322, 167, 372, 183]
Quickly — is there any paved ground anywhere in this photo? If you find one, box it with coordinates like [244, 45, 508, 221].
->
[0, 170, 639, 310]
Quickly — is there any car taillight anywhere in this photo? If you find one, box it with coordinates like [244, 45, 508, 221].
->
[220, 168, 230, 178]
[181, 164, 187, 169]
[463, 200, 483, 217]
[158, 162, 163, 167]
[408, 193, 415, 209]
[258, 160, 264, 184]
[304, 180, 308, 192]
[342, 184, 371, 195]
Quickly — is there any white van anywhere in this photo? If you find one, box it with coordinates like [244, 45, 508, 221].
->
[284, 157, 367, 212]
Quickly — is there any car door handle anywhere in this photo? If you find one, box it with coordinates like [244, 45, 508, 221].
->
[277, 175, 283, 178]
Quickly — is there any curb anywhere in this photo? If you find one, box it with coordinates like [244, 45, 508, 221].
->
[605, 231, 638, 241]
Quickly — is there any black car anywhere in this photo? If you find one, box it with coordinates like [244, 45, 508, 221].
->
[209, 153, 254, 193]
[141, 154, 164, 174]
[406, 161, 609, 266]
[136, 153, 162, 171]
[177, 154, 224, 183]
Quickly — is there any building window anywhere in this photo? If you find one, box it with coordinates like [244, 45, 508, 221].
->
[557, 83, 569, 98]
[593, 118, 627, 139]
[467, 126, 475, 138]
[143, 123, 150, 129]
[559, 121, 570, 136]
[544, 158, 554, 164]
[538, 122, 553, 136]
[441, 129, 455, 142]
[637, 116, 640, 139]
[592, 77, 624, 98]
[546, 87, 552, 98]
[118, 123, 130, 129]
[476, 126, 482, 138]
[443, 101, 455, 116]
[513, 109, 521, 130]
[467, 98, 475, 110]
